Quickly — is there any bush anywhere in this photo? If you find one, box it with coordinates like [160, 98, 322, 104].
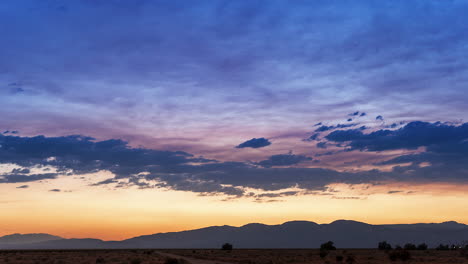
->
[320, 241, 337, 250]
[221, 243, 233, 250]
[417, 243, 428, 250]
[336, 255, 343, 262]
[95, 257, 105, 263]
[378, 241, 392, 250]
[404, 243, 417, 250]
[388, 250, 411, 261]
[436, 244, 450, 250]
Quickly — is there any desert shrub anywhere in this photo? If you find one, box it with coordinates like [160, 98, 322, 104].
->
[336, 255, 343, 262]
[320, 241, 336, 250]
[436, 244, 450, 250]
[222, 243, 233, 250]
[403, 243, 417, 250]
[378, 241, 392, 250]
[388, 250, 411, 261]
[417, 243, 428, 250]
[96, 257, 106, 263]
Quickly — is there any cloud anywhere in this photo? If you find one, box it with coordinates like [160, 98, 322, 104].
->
[304, 133, 320, 141]
[1, 125, 468, 198]
[11, 168, 30, 174]
[316, 142, 327, 149]
[314, 123, 358, 132]
[376, 115, 384, 121]
[0, 134, 363, 195]
[49, 189, 61, 192]
[326, 121, 468, 152]
[2, 1, 468, 151]
[236, 138, 271, 148]
[321, 121, 468, 185]
[16, 185, 29, 189]
[256, 153, 312, 168]
[0, 173, 58, 183]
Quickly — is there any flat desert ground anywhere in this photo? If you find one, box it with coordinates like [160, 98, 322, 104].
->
[0, 249, 467, 264]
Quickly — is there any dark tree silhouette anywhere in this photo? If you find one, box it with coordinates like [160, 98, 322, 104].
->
[221, 243, 233, 250]
[417, 243, 428, 250]
[378, 241, 392, 250]
[404, 243, 417, 250]
[436, 244, 450, 250]
[320, 241, 337, 250]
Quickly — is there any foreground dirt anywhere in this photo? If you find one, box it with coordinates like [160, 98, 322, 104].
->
[0, 249, 467, 264]
[162, 249, 468, 264]
[0, 249, 166, 264]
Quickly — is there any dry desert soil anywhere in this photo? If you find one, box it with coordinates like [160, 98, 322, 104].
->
[0, 249, 467, 264]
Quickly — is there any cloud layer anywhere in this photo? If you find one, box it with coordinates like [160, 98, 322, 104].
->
[2, 120, 468, 198]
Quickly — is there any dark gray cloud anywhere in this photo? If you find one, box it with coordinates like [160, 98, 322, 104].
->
[314, 123, 358, 132]
[49, 189, 61, 192]
[326, 121, 468, 152]
[236, 138, 271, 148]
[2, 124, 468, 198]
[16, 185, 29, 189]
[316, 142, 327, 149]
[0, 173, 58, 183]
[256, 153, 312, 168]
[0, 134, 367, 196]
[304, 133, 320, 141]
[322, 121, 468, 185]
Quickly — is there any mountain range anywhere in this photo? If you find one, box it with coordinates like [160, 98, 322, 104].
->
[1, 220, 467, 249]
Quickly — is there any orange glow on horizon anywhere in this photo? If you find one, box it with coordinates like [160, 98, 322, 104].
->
[1, 175, 468, 240]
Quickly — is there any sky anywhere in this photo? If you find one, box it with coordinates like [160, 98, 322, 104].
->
[1, 0, 468, 240]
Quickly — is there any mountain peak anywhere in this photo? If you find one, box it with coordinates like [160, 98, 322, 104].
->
[0, 233, 62, 245]
[329, 219, 369, 226]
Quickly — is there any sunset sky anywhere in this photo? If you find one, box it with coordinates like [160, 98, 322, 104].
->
[1, 0, 468, 240]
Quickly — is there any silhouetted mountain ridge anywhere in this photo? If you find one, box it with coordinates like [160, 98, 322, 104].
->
[1, 220, 467, 249]
[0, 233, 62, 245]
